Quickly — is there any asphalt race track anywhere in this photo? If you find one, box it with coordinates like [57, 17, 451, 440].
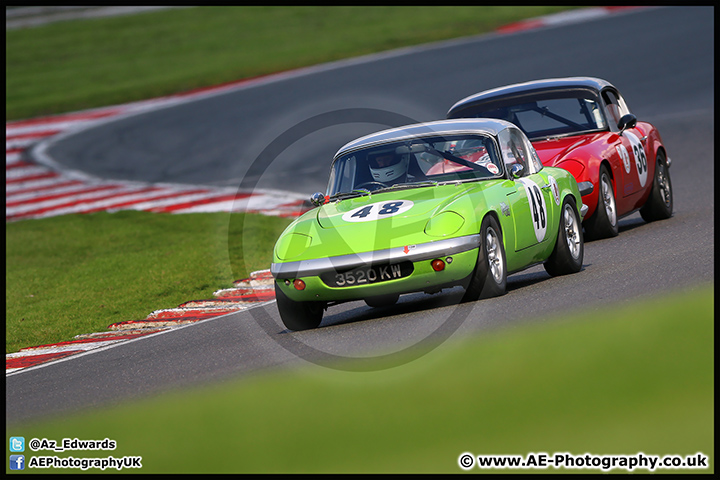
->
[7, 6, 714, 425]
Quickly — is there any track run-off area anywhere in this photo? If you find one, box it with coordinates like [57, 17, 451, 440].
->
[5, 6, 641, 374]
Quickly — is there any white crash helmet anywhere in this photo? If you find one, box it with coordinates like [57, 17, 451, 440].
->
[368, 150, 409, 183]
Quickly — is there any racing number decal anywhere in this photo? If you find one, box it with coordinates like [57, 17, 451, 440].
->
[616, 144, 631, 174]
[530, 186, 546, 232]
[378, 202, 405, 215]
[625, 132, 648, 188]
[548, 175, 561, 206]
[342, 200, 414, 222]
[518, 178, 547, 243]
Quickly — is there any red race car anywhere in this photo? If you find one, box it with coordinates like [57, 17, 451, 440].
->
[446, 77, 673, 239]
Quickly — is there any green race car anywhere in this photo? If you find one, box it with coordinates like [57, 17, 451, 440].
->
[271, 119, 592, 330]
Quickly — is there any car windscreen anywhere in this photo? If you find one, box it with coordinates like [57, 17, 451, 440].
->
[452, 90, 607, 140]
[327, 133, 503, 197]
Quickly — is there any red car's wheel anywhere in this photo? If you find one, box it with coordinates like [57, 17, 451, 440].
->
[640, 150, 673, 222]
[584, 164, 618, 240]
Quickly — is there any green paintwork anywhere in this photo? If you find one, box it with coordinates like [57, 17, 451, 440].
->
[272, 166, 583, 303]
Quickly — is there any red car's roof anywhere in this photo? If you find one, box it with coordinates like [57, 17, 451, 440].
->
[447, 77, 615, 119]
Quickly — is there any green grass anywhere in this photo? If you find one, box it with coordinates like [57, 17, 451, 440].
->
[7, 284, 713, 473]
[5, 211, 292, 353]
[6, 6, 579, 121]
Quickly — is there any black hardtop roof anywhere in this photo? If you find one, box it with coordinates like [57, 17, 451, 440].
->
[447, 76, 615, 117]
[334, 118, 517, 159]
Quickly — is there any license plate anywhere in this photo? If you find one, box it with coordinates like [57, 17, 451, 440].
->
[321, 262, 413, 288]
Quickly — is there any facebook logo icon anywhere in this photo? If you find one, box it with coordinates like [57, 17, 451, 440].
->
[9, 455, 25, 470]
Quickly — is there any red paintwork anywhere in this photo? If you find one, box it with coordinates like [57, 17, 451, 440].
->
[531, 121, 666, 220]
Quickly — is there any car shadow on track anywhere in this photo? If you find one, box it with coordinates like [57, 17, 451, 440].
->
[295, 267, 560, 331]
[582, 214, 650, 243]
[316, 288, 467, 330]
[617, 215, 653, 234]
[505, 268, 553, 293]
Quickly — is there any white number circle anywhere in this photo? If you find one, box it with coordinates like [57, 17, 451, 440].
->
[342, 200, 414, 222]
[518, 178, 547, 243]
[625, 131, 648, 188]
[616, 144, 631, 174]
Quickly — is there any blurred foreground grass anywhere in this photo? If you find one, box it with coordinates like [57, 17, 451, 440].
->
[7, 284, 713, 473]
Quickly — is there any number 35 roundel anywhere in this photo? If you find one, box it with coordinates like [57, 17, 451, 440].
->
[517, 178, 547, 242]
[342, 200, 414, 222]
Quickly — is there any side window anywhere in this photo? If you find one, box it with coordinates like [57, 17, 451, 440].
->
[343, 156, 357, 190]
[602, 89, 628, 129]
[498, 128, 531, 176]
[328, 155, 356, 193]
[615, 91, 631, 117]
[522, 136, 543, 174]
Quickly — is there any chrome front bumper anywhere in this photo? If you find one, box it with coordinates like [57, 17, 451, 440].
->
[580, 203, 589, 218]
[271, 234, 481, 279]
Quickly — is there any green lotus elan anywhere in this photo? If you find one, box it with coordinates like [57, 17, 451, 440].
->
[271, 118, 592, 331]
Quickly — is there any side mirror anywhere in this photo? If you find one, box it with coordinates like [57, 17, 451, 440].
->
[617, 113, 637, 136]
[310, 192, 326, 207]
[510, 163, 524, 179]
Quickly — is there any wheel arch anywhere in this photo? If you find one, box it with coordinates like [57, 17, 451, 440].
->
[482, 208, 510, 254]
[599, 157, 614, 182]
[483, 208, 504, 237]
[562, 191, 578, 208]
[654, 145, 668, 165]
[596, 157, 617, 199]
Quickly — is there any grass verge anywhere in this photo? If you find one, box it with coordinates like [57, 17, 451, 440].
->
[6, 284, 713, 473]
[6, 6, 578, 121]
[5, 211, 292, 353]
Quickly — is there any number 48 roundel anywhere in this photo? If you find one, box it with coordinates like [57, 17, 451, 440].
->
[342, 200, 414, 222]
[517, 178, 547, 242]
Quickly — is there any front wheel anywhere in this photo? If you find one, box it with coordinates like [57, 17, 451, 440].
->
[639, 151, 673, 222]
[462, 215, 507, 303]
[544, 198, 584, 276]
[584, 165, 618, 240]
[275, 283, 324, 331]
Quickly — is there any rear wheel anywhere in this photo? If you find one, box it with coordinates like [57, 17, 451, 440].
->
[640, 151, 673, 222]
[544, 198, 584, 276]
[584, 165, 618, 240]
[275, 283, 323, 331]
[462, 215, 507, 303]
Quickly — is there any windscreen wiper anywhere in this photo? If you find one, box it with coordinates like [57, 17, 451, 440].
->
[373, 181, 438, 193]
[326, 188, 371, 201]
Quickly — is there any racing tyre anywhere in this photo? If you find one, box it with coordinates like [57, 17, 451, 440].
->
[364, 294, 399, 308]
[275, 283, 323, 331]
[462, 215, 507, 302]
[639, 151, 673, 222]
[544, 198, 584, 276]
[583, 165, 618, 240]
